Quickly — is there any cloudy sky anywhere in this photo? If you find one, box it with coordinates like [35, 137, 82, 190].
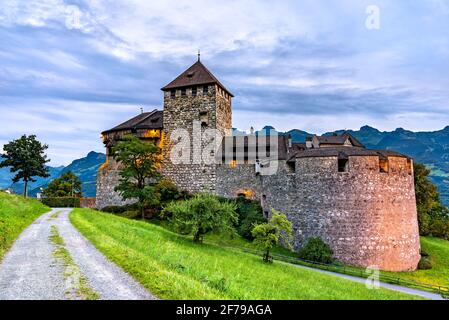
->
[1, 0, 449, 165]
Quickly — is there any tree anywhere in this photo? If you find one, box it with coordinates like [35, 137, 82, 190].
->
[0, 135, 50, 197]
[112, 135, 161, 219]
[162, 193, 238, 243]
[251, 209, 293, 263]
[43, 171, 82, 198]
[414, 163, 440, 235]
[428, 202, 449, 239]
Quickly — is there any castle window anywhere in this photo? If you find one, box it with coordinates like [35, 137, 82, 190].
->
[287, 161, 296, 173]
[379, 157, 389, 173]
[200, 111, 208, 126]
[203, 85, 209, 94]
[170, 89, 176, 99]
[181, 88, 186, 97]
[407, 158, 413, 175]
[338, 158, 349, 172]
[192, 86, 197, 97]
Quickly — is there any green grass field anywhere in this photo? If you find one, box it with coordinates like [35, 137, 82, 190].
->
[70, 208, 423, 300]
[383, 237, 449, 288]
[0, 192, 50, 260]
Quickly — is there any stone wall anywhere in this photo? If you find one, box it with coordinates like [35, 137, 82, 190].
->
[95, 157, 136, 209]
[162, 84, 232, 193]
[217, 155, 420, 272]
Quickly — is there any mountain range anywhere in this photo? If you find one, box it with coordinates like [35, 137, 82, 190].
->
[1, 126, 448, 205]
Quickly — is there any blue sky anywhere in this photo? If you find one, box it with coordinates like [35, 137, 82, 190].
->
[1, 0, 449, 165]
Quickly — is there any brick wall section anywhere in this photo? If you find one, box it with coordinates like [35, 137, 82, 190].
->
[217, 156, 420, 272]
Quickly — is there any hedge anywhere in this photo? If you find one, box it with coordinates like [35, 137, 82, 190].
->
[41, 197, 81, 208]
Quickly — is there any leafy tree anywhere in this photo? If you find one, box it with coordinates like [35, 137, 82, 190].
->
[414, 163, 439, 235]
[414, 162, 449, 238]
[112, 135, 162, 219]
[251, 209, 293, 263]
[162, 193, 238, 243]
[43, 171, 82, 198]
[428, 202, 449, 239]
[0, 135, 50, 197]
[234, 197, 267, 240]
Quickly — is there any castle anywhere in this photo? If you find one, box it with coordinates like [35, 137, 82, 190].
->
[96, 58, 421, 272]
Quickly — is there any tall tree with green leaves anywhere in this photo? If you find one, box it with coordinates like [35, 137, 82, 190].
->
[112, 135, 161, 219]
[252, 209, 293, 263]
[43, 171, 82, 198]
[0, 135, 50, 197]
[162, 193, 238, 243]
[414, 162, 444, 235]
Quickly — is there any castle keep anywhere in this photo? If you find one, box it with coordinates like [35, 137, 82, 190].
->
[96, 59, 421, 272]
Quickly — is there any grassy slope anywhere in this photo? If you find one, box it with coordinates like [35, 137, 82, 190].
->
[71, 208, 422, 300]
[383, 237, 449, 288]
[0, 192, 50, 260]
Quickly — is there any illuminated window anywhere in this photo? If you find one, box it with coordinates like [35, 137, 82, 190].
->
[229, 160, 237, 168]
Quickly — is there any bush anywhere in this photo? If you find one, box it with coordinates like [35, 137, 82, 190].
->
[117, 210, 140, 219]
[298, 237, 334, 264]
[420, 249, 429, 257]
[235, 197, 267, 240]
[101, 205, 127, 214]
[155, 179, 183, 202]
[418, 257, 433, 270]
[41, 197, 80, 208]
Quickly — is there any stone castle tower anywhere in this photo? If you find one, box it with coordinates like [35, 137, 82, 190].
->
[160, 58, 233, 193]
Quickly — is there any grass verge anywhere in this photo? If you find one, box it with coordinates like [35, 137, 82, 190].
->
[49, 225, 99, 300]
[0, 192, 50, 260]
[70, 208, 423, 300]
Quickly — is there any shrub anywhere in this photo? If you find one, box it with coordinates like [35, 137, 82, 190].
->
[41, 197, 80, 208]
[418, 257, 433, 270]
[155, 179, 183, 202]
[101, 205, 127, 214]
[298, 237, 334, 264]
[162, 193, 237, 243]
[118, 210, 140, 219]
[235, 197, 267, 240]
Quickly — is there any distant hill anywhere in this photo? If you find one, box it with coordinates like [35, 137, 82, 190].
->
[0, 152, 105, 198]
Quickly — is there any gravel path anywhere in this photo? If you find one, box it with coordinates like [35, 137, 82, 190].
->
[0, 208, 156, 300]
